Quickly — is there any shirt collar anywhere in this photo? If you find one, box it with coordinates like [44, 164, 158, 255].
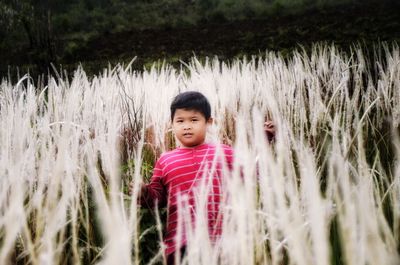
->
[177, 142, 209, 150]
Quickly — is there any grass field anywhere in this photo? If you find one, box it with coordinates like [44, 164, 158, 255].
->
[0, 43, 399, 264]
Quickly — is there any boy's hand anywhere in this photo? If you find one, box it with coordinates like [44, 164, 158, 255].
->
[264, 120, 276, 143]
[129, 181, 141, 196]
[128, 180, 147, 208]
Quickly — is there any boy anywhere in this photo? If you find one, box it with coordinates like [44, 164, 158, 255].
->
[129, 91, 275, 264]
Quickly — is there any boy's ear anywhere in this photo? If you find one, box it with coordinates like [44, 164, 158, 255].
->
[207, 117, 213, 125]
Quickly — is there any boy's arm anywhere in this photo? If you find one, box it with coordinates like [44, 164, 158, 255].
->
[254, 120, 276, 177]
[129, 160, 167, 208]
[140, 175, 167, 208]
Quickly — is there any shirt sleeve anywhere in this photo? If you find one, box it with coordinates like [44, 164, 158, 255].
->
[225, 145, 245, 179]
[140, 158, 167, 208]
[223, 145, 234, 171]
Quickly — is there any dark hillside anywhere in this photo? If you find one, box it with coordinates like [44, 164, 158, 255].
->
[81, 2, 399, 56]
[72, 1, 400, 73]
[1, 0, 399, 79]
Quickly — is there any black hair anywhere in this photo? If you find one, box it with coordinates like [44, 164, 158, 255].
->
[170, 91, 211, 121]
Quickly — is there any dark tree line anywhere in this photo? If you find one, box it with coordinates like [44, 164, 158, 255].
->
[1, 0, 58, 76]
[0, 0, 394, 79]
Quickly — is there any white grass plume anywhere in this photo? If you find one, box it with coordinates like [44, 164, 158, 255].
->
[0, 43, 399, 265]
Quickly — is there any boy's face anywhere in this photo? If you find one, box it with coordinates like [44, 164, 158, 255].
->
[172, 108, 212, 148]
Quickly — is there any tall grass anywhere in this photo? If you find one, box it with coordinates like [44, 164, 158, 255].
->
[0, 43, 399, 264]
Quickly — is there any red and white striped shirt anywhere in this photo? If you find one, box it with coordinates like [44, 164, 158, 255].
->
[140, 143, 234, 256]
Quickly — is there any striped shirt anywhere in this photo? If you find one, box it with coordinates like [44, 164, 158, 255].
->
[140, 143, 234, 256]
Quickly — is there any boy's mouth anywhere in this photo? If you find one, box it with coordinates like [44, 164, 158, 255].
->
[183, 132, 193, 137]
